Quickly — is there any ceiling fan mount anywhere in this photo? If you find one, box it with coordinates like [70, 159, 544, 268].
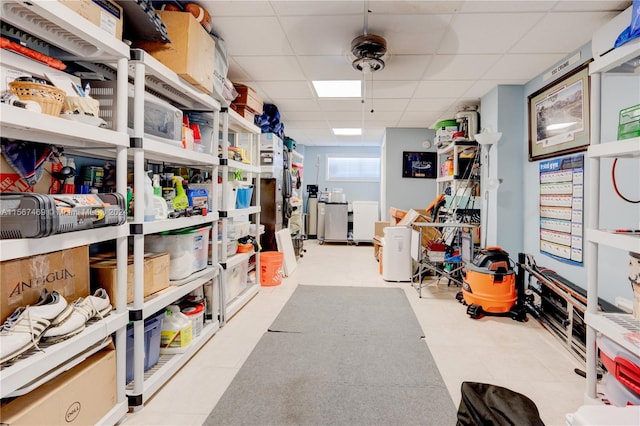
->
[350, 34, 387, 72]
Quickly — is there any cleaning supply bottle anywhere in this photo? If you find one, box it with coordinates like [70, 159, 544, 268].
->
[144, 171, 155, 222]
[152, 174, 162, 197]
[172, 176, 189, 212]
[160, 305, 193, 353]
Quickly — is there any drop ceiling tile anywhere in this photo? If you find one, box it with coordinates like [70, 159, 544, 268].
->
[297, 55, 358, 80]
[204, 1, 275, 17]
[424, 54, 501, 80]
[284, 120, 329, 129]
[365, 98, 410, 112]
[374, 55, 433, 81]
[367, 14, 454, 55]
[363, 111, 404, 122]
[406, 98, 459, 112]
[371, 81, 419, 98]
[280, 15, 365, 55]
[258, 81, 315, 100]
[232, 56, 306, 81]
[281, 111, 326, 121]
[459, 1, 555, 13]
[323, 110, 362, 121]
[463, 79, 523, 99]
[440, 13, 543, 54]
[414, 80, 474, 98]
[227, 57, 252, 81]
[551, 1, 631, 12]
[371, 1, 464, 14]
[214, 17, 292, 56]
[274, 99, 321, 112]
[400, 111, 443, 124]
[318, 99, 363, 112]
[270, 1, 362, 16]
[483, 53, 566, 81]
[510, 11, 620, 53]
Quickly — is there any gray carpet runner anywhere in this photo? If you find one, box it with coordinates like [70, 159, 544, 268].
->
[204, 285, 456, 425]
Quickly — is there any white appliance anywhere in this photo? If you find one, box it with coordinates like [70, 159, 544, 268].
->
[352, 201, 379, 243]
[382, 226, 412, 282]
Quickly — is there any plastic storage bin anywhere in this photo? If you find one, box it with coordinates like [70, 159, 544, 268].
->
[181, 303, 205, 338]
[226, 258, 249, 301]
[598, 334, 640, 396]
[235, 185, 254, 209]
[125, 311, 164, 383]
[259, 251, 284, 287]
[145, 225, 211, 280]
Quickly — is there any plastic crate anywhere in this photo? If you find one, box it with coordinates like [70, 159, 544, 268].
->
[126, 311, 164, 383]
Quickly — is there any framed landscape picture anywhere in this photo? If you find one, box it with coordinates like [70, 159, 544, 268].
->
[528, 62, 591, 162]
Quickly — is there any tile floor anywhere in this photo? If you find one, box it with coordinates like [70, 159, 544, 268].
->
[120, 241, 586, 425]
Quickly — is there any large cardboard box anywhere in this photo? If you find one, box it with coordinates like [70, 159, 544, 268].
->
[134, 11, 215, 94]
[0, 346, 116, 425]
[373, 221, 391, 259]
[394, 208, 441, 248]
[1, 246, 90, 323]
[58, 0, 123, 40]
[232, 83, 264, 114]
[90, 252, 170, 308]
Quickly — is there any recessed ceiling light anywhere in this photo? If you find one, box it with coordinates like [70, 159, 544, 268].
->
[333, 128, 362, 136]
[312, 80, 361, 98]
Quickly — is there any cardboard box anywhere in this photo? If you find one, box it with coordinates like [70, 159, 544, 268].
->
[59, 0, 123, 40]
[231, 104, 256, 122]
[232, 83, 263, 114]
[394, 208, 441, 247]
[1, 155, 56, 193]
[90, 252, 170, 308]
[134, 11, 215, 94]
[1, 246, 90, 324]
[0, 346, 116, 425]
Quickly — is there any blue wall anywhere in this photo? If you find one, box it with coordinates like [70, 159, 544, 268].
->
[300, 145, 382, 209]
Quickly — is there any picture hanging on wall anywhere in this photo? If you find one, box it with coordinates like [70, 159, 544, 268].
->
[402, 151, 437, 178]
[528, 62, 591, 162]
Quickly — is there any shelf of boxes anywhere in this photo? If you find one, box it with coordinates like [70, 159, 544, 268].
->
[0, 2, 131, 423]
[218, 108, 262, 325]
[126, 48, 222, 410]
[584, 34, 640, 405]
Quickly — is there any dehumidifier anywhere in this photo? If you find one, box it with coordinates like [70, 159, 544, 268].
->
[458, 246, 519, 319]
[382, 226, 412, 282]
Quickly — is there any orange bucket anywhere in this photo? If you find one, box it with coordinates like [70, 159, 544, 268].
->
[259, 251, 284, 286]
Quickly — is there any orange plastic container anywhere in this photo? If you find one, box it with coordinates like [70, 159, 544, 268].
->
[462, 247, 517, 314]
[259, 251, 284, 286]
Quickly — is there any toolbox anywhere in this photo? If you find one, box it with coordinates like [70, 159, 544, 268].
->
[0, 192, 126, 239]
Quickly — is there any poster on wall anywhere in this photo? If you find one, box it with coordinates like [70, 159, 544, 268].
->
[539, 154, 584, 265]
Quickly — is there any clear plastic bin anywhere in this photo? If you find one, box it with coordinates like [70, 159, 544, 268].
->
[145, 225, 211, 280]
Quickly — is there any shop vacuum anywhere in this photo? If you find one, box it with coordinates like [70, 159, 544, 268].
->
[456, 247, 528, 321]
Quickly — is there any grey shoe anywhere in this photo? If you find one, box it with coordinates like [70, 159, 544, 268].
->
[42, 288, 113, 342]
[0, 290, 72, 365]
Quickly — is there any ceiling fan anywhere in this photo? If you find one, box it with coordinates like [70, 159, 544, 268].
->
[350, 33, 387, 73]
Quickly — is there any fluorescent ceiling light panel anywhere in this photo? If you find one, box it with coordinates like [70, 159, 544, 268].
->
[312, 80, 361, 98]
[333, 128, 362, 135]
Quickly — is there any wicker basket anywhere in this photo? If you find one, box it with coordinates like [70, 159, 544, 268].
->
[9, 81, 66, 116]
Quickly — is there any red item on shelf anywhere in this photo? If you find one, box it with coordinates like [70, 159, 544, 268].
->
[1, 37, 67, 70]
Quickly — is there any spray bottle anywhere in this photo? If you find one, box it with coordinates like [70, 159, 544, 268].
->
[172, 176, 189, 212]
[144, 171, 155, 222]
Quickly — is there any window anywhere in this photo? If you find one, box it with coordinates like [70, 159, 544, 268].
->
[326, 155, 380, 182]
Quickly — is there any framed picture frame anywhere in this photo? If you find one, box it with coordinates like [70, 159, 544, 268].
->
[402, 151, 437, 178]
[528, 62, 591, 162]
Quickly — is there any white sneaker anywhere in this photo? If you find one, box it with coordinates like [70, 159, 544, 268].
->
[42, 288, 113, 342]
[0, 290, 72, 365]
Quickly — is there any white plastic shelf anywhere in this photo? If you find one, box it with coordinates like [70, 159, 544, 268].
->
[0, 224, 128, 262]
[1, 0, 129, 60]
[585, 312, 640, 357]
[0, 312, 128, 398]
[138, 138, 219, 166]
[222, 250, 254, 268]
[135, 267, 219, 320]
[126, 319, 220, 404]
[228, 108, 261, 134]
[129, 49, 220, 112]
[140, 213, 219, 236]
[588, 137, 640, 158]
[224, 284, 260, 322]
[226, 206, 261, 218]
[586, 229, 640, 253]
[228, 159, 261, 173]
[0, 104, 129, 149]
[590, 37, 640, 74]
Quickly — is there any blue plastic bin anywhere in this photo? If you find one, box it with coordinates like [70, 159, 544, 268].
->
[126, 311, 164, 383]
[235, 185, 254, 209]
